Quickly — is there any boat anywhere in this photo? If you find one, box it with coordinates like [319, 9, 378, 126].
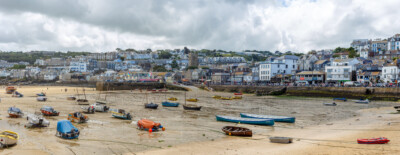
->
[220, 97, 232, 100]
[168, 97, 178, 101]
[222, 126, 252, 137]
[92, 101, 109, 112]
[12, 91, 23, 97]
[40, 106, 59, 116]
[323, 102, 337, 106]
[25, 114, 50, 128]
[6, 86, 16, 94]
[333, 98, 347, 101]
[8, 107, 24, 118]
[68, 112, 88, 123]
[269, 137, 293, 144]
[357, 137, 389, 144]
[56, 120, 79, 139]
[0, 131, 18, 148]
[67, 96, 76, 100]
[37, 96, 47, 101]
[145, 103, 159, 109]
[240, 113, 295, 123]
[162, 101, 179, 107]
[76, 88, 89, 105]
[137, 119, 165, 132]
[216, 115, 275, 126]
[111, 109, 132, 120]
[234, 92, 243, 95]
[231, 96, 242, 99]
[394, 106, 400, 112]
[183, 104, 202, 111]
[212, 95, 221, 99]
[186, 98, 198, 102]
[81, 105, 95, 114]
[36, 92, 46, 96]
[353, 99, 369, 104]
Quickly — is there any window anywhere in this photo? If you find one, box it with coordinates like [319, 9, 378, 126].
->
[293, 65, 295, 68]
[327, 69, 332, 73]
[278, 64, 280, 68]
[286, 65, 288, 68]
[344, 69, 349, 72]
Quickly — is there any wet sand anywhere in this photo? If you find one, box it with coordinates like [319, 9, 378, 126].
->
[0, 86, 399, 154]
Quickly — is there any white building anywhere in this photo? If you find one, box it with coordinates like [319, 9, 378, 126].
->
[360, 49, 369, 59]
[381, 65, 399, 83]
[325, 59, 360, 83]
[69, 61, 88, 72]
[259, 55, 298, 81]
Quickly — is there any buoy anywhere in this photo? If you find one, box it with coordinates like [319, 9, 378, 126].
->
[149, 128, 153, 133]
[229, 132, 231, 136]
[162, 127, 165, 131]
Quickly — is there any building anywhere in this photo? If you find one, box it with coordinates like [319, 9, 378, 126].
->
[388, 34, 400, 51]
[69, 61, 88, 72]
[295, 71, 325, 84]
[325, 59, 360, 83]
[259, 55, 298, 82]
[211, 72, 230, 84]
[371, 39, 388, 53]
[351, 39, 370, 53]
[313, 60, 330, 71]
[188, 52, 199, 67]
[381, 65, 399, 83]
[297, 54, 318, 71]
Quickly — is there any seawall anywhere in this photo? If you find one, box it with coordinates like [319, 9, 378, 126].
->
[96, 82, 188, 91]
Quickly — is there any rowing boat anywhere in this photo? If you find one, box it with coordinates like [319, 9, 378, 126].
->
[162, 101, 179, 107]
[357, 137, 389, 144]
[216, 115, 274, 126]
[240, 113, 295, 123]
[222, 126, 252, 137]
[269, 137, 293, 143]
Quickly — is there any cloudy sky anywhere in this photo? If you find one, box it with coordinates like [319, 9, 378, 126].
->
[0, 0, 399, 53]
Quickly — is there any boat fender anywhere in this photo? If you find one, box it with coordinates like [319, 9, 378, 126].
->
[149, 128, 152, 133]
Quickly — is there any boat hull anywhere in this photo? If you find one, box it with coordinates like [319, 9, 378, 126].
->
[162, 102, 179, 107]
[240, 113, 295, 123]
[357, 137, 389, 144]
[216, 115, 274, 126]
[222, 126, 252, 137]
[41, 110, 59, 116]
[0, 131, 18, 147]
[183, 105, 201, 111]
[270, 137, 293, 143]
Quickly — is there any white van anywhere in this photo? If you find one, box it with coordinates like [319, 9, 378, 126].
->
[344, 81, 354, 87]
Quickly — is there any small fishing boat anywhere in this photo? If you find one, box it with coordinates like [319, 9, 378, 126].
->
[233, 92, 243, 95]
[222, 126, 252, 137]
[240, 113, 295, 123]
[56, 120, 79, 139]
[168, 97, 178, 101]
[145, 103, 159, 109]
[323, 102, 337, 106]
[77, 99, 89, 105]
[8, 107, 24, 118]
[67, 96, 76, 100]
[68, 112, 88, 123]
[40, 106, 60, 116]
[137, 119, 165, 132]
[212, 95, 221, 99]
[25, 114, 50, 128]
[333, 98, 347, 101]
[92, 102, 109, 112]
[12, 91, 23, 98]
[37, 96, 47, 102]
[220, 97, 232, 100]
[111, 109, 132, 120]
[36, 92, 46, 97]
[6, 86, 16, 94]
[162, 101, 179, 107]
[269, 137, 293, 144]
[357, 137, 389, 144]
[216, 115, 275, 126]
[0, 131, 18, 148]
[81, 106, 95, 114]
[353, 99, 369, 104]
[186, 98, 198, 102]
[231, 96, 242, 99]
[183, 104, 202, 111]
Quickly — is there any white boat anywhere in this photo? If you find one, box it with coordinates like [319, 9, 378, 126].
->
[25, 114, 50, 128]
[92, 101, 109, 112]
[269, 136, 293, 144]
[323, 102, 337, 106]
[81, 106, 95, 114]
[0, 131, 18, 148]
[37, 96, 47, 101]
[353, 99, 369, 104]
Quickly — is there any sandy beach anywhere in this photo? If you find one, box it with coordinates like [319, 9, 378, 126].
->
[1, 86, 399, 155]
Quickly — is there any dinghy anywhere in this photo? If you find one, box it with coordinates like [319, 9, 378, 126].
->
[220, 97, 232, 100]
[269, 137, 293, 143]
[186, 98, 198, 102]
[137, 119, 165, 132]
[8, 107, 24, 118]
[144, 103, 159, 109]
[212, 95, 221, 99]
[162, 101, 179, 107]
[333, 98, 347, 101]
[68, 112, 88, 123]
[231, 96, 242, 99]
[323, 102, 337, 106]
[36, 92, 46, 97]
[37, 96, 47, 102]
[6, 86, 16, 94]
[233, 92, 243, 95]
[40, 106, 59, 116]
[353, 99, 369, 104]
[67, 96, 76, 100]
[357, 137, 389, 144]
[240, 113, 295, 123]
[183, 104, 202, 111]
[216, 115, 274, 126]
[12, 91, 23, 98]
[56, 120, 79, 139]
[0, 131, 18, 148]
[81, 106, 95, 114]
[111, 109, 132, 120]
[222, 126, 252, 137]
[25, 114, 50, 128]
[92, 102, 109, 112]
[168, 97, 178, 101]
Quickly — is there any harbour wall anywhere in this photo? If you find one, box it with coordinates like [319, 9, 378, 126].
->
[96, 82, 188, 91]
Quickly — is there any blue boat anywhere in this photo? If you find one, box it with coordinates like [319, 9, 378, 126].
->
[240, 113, 295, 123]
[111, 109, 132, 120]
[216, 115, 274, 126]
[56, 120, 79, 139]
[162, 101, 179, 107]
[37, 92, 46, 97]
[333, 98, 347, 101]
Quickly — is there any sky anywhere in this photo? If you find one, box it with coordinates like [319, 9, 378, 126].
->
[0, 0, 399, 53]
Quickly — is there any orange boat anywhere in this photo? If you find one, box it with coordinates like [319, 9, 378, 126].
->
[137, 119, 165, 132]
[6, 86, 16, 94]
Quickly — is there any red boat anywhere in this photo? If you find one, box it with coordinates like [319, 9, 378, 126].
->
[234, 93, 242, 95]
[137, 119, 165, 132]
[357, 137, 389, 144]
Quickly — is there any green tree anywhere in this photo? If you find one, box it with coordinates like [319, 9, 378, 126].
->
[171, 59, 179, 69]
[159, 51, 172, 59]
[10, 64, 26, 69]
[348, 47, 357, 58]
[153, 65, 167, 72]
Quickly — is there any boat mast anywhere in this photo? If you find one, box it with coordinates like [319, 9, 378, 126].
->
[83, 88, 87, 100]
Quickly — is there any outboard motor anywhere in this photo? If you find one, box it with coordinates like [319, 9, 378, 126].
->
[126, 113, 131, 120]
[39, 118, 43, 125]
[104, 106, 110, 112]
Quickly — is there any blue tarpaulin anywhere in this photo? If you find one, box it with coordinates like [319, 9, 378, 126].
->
[8, 107, 21, 113]
[57, 120, 78, 133]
